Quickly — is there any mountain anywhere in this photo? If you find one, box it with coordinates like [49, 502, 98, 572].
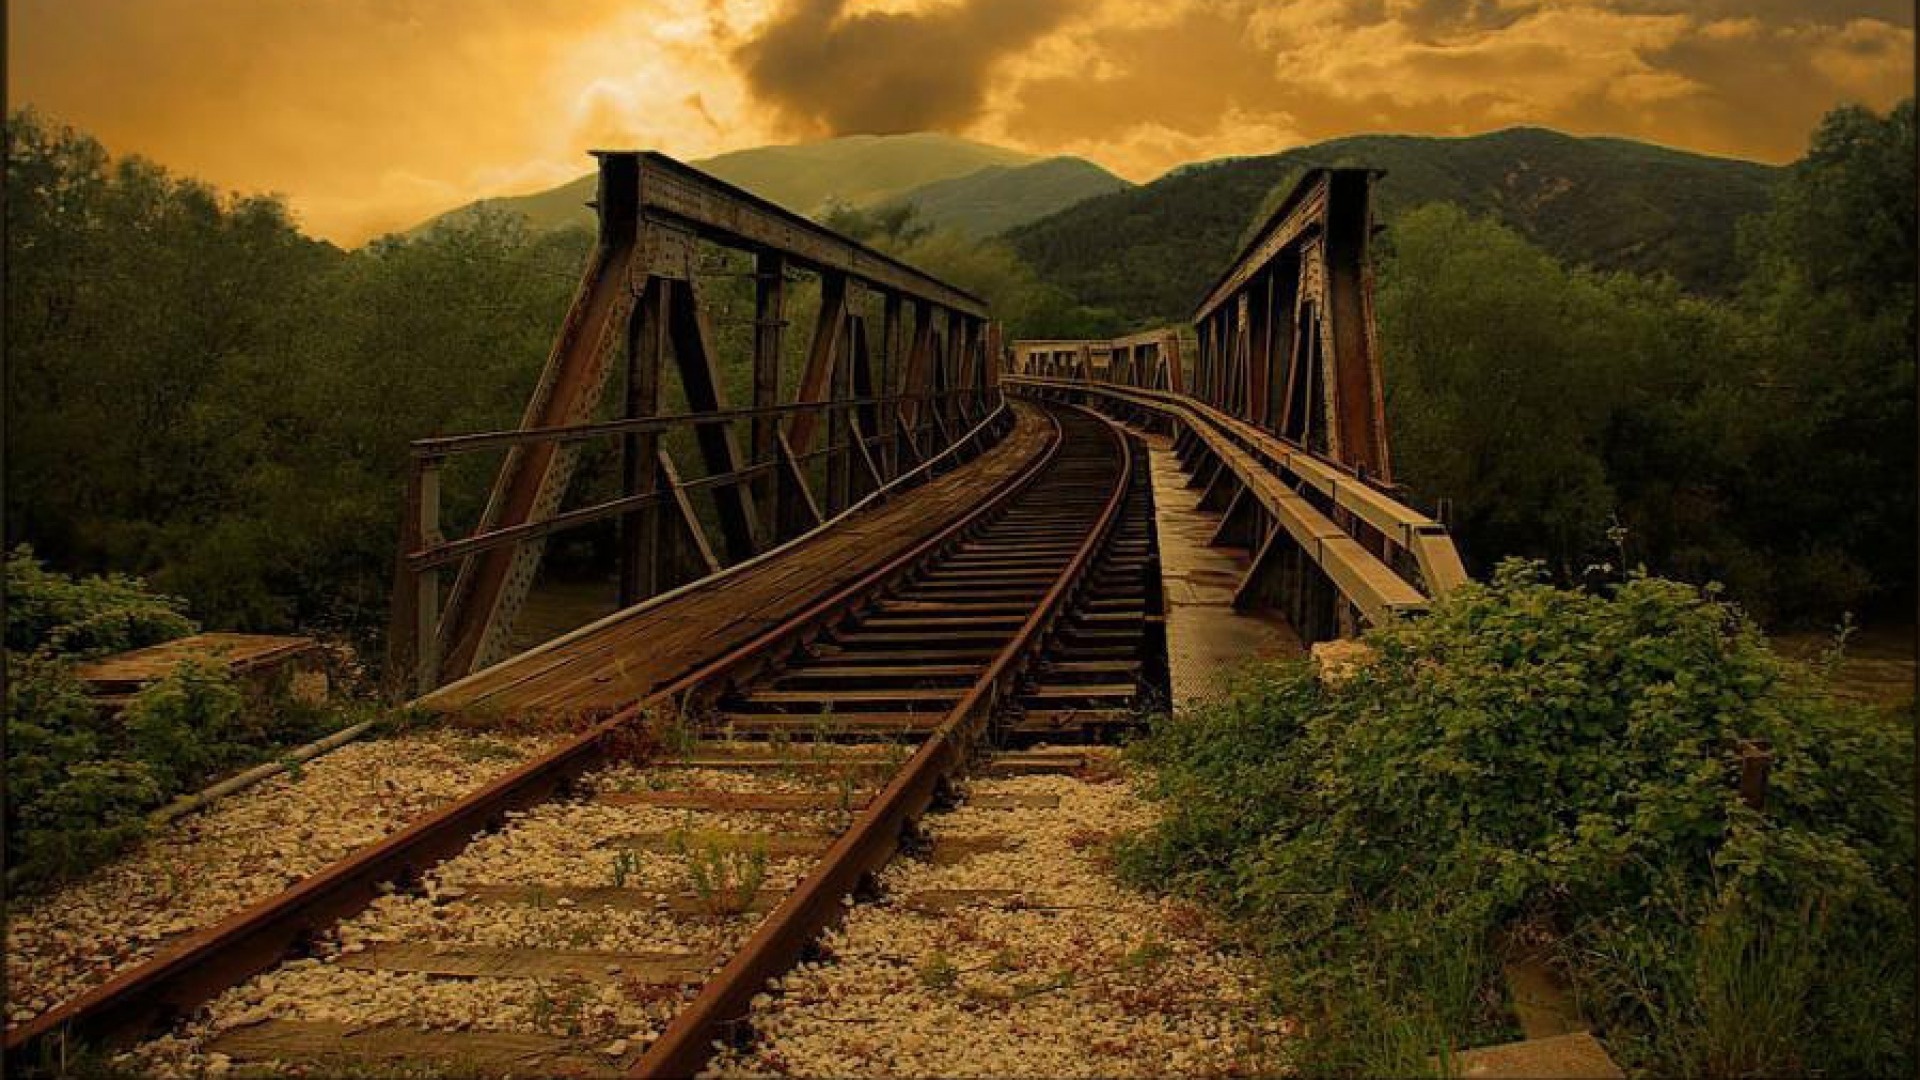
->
[408, 132, 1036, 236]
[700, 133, 1034, 215]
[876, 157, 1131, 238]
[1007, 127, 1784, 325]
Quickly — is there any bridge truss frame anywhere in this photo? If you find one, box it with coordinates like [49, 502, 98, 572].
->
[389, 152, 998, 694]
[1007, 167, 1466, 642]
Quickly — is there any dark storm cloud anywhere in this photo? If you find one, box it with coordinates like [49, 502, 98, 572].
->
[734, 0, 1079, 136]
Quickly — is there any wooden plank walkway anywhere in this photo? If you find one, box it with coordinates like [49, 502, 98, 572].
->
[420, 404, 1054, 720]
[76, 632, 322, 700]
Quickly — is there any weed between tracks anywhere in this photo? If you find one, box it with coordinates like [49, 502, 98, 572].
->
[673, 828, 770, 920]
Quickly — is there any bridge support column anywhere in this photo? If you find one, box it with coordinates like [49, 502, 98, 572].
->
[618, 277, 667, 608]
[751, 252, 787, 549]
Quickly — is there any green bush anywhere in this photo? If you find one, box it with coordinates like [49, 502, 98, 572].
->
[5, 545, 195, 657]
[2, 547, 362, 890]
[1121, 561, 1913, 1076]
[3, 657, 160, 885]
[120, 659, 248, 790]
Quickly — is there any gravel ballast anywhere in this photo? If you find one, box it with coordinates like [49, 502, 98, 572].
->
[706, 748, 1286, 1078]
[6, 729, 557, 1031]
[125, 753, 892, 1077]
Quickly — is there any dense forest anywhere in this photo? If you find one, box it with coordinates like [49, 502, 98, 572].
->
[5, 101, 1913, 664]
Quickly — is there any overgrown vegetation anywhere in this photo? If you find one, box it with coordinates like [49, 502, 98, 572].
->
[4, 551, 349, 889]
[1121, 562, 1914, 1076]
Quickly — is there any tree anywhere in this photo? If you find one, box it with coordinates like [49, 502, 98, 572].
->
[1733, 98, 1916, 620]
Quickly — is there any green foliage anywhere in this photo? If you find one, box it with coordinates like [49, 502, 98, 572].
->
[1729, 99, 1916, 622]
[5, 109, 587, 645]
[3, 563, 350, 889]
[5, 546, 195, 657]
[1122, 562, 1913, 1076]
[119, 659, 246, 790]
[673, 829, 769, 920]
[4, 656, 160, 886]
[1374, 97, 1915, 623]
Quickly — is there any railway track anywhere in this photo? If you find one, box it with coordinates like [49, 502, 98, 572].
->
[25, 401, 1165, 1078]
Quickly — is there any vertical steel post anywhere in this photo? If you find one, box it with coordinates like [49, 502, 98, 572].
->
[880, 293, 903, 479]
[618, 279, 667, 607]
[413, 459, 443, 695]
[751, 252, 787, 544]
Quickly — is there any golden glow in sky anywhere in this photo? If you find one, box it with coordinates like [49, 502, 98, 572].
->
[9, 0, 1913, 244]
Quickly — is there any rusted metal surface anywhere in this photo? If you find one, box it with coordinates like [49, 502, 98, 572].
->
[632, 405, 1135, 1078]
[434, 159, 643, 682]
[1192, 167, 1390, 479]
[393, 151, 998, 694]
[1013, 375, 1458, 641]
[1009, 330, 1185, 394]
[1002, 170, 1465, 644]
[1142, 435, 1304, 702]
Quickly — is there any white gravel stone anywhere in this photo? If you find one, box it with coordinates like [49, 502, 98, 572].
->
[704, 748, 1288, 1078]
[127, 750, 867, 1076]
[6, 730, 557, 1032]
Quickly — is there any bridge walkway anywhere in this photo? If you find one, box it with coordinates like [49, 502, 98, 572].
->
[419, 403, 1053, 720]
[1140, 429, 1304, 703]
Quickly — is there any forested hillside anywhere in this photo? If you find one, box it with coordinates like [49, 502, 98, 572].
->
[1010, 128, 1781, 327]
[875, 157, 1130, 238]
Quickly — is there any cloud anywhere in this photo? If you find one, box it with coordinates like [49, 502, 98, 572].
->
[981, 0, 1913, 180]
[7, 0, 1912, 241]
[7, 0, 777, 243]
[734, 0, 1079, 136]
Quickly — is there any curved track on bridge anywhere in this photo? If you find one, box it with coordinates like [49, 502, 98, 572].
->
[7, 401, 1162, 1078]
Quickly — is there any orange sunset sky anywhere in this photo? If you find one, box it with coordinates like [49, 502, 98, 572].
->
[8, 0, 1915, 245]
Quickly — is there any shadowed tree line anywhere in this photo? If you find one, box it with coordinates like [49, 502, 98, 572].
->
[1373, 101, 1913, 624]
[4, 101, 1912, 654]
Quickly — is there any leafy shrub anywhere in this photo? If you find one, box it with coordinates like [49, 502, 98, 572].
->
[5, 546, 194, 657]
[3, 657, 162, 885]
[1121, 561, 1913, 1076]
[4, 654, 346, 891]
[120, 659, 247, 790]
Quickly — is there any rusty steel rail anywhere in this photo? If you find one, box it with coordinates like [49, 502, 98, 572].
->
[633, 404, 1134, 1078]
[1, 404, 1055, 1071]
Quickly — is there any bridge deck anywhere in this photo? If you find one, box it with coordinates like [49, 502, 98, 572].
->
[420, 403, 1055, 719]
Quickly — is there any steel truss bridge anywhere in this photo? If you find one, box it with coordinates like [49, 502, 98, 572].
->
[10, 151, 1471, 1076]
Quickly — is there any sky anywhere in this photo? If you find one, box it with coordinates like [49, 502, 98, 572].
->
[8, 0, 1914, 245]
